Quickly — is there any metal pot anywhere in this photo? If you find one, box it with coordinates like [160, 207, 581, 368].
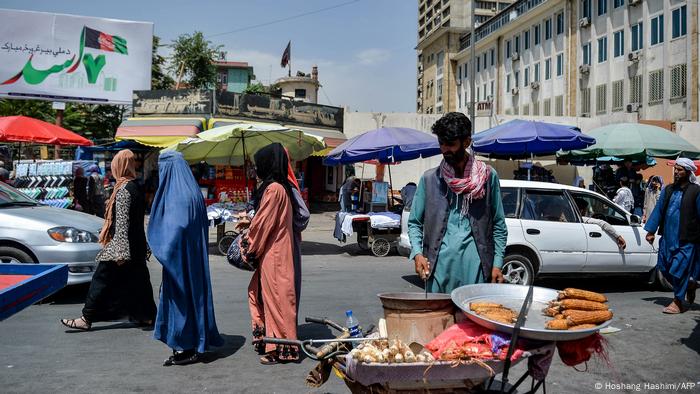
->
[377, 292, 455, 345]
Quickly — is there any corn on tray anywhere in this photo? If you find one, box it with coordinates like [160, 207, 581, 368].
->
[451, 284, 612, 342]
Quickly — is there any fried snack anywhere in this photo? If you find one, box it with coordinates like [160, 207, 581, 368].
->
[568, 324, 598, 331]
[551, 299, 608, 311]
[558, 288, 607, 303]
[545, 319, 570, 330]
[478, 309, 517, 324]
[470, 302, 504, 311]
[562, 309, 613, 325]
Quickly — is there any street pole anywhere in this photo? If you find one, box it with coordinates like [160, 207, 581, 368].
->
[54, 108, 63, 160]
[469, 0, 476, 129]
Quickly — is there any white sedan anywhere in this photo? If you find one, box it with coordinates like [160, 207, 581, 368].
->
[399, 180, 667, 288]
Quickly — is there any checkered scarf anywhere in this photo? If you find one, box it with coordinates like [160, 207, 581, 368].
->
[439, 153, 490, 216]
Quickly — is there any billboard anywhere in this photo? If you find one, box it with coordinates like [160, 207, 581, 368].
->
[0, 9, 153, 104]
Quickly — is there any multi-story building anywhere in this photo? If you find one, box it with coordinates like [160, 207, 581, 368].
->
[416, 0, 515, 114]
[275, 66, 321, 104]
[453, 0, 698, 125]
[213, 60, 255, 93]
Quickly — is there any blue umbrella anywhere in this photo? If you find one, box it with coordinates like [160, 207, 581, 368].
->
[323, 127, 440, 165]
[472, 120, 595, 158]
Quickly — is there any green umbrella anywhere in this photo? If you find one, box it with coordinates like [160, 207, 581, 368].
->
[558, 123, 700, 160]
[166, 121, 325, 166]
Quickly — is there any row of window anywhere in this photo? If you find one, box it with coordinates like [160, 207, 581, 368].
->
[504, 96, 566, 117]
[581, 6, 687, 65]
[504, 11, 565, 59]
[503, 54, 565, 89]
[581, 0, 625, 19]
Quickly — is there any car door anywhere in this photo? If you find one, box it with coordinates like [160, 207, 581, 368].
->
[519, 189, 587, 273]
[569, 191, 654, 272]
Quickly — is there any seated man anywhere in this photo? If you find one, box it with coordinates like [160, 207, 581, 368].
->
[575, 198, 626, 250]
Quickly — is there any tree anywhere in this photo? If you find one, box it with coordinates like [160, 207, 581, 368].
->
[152, 36, 174, 90]
[244, 82, 266, 95]
[169, 31, 222, 89]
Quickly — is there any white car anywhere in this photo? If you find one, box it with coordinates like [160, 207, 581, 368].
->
[399, 180, 667, 288]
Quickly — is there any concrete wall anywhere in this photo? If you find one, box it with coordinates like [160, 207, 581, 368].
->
[279, 80, 318, 104]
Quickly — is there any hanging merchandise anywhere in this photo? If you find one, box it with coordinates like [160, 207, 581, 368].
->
[12, 159, 96, 209]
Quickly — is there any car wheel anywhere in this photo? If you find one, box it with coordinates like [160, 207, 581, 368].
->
[501, 254, 535, 285]
[0, 247, 34, 264]
[655, 269, 673, 291]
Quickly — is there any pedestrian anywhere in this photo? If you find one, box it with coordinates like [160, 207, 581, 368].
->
[407, 112, 507, 293]
[72, 166, 89, 213]
[284, 148, 310, 315]
[0, 161, 9, 183]
[243, 143, 301, 364]
[87, 164, 106, 218]
[574, 198, 626, 250]
[147, 151, 223, 366]
[644, 158, 700, 314]
[613, 176, 635, 212]
[61, 150, 156, 330]
[338, 175, 357, 212]
[643, 175, 663, 222]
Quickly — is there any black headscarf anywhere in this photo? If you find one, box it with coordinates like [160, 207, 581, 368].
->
[252, 143, 299, 216]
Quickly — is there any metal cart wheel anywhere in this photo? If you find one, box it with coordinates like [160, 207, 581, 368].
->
[371, 237, 391, 257]
[218, 234, 237, 255]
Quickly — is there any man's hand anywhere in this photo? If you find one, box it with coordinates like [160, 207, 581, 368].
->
[646, 232, 655, 245]
[491, 267, 505, 283]
[414, 254, 430, 280]
[234, 217, 251, 232]
[617, 236, 627, 250]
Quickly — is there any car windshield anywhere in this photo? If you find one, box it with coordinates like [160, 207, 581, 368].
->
[0, 182, 37, 207]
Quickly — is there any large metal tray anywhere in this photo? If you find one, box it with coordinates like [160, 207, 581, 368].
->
[451, 283, 611, 342]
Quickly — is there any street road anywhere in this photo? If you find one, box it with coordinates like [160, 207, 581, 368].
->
[1, 213, 699, 393]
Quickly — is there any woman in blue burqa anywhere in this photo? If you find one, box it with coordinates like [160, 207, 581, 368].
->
[148, 151, 223, 366]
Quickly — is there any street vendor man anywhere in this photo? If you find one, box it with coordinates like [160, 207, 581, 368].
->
[408, 112, 507, 293]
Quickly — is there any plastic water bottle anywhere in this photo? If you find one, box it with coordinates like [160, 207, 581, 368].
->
[345, 310, 362, 346]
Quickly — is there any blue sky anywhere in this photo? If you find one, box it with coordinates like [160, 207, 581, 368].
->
[1, 0, 418, 112]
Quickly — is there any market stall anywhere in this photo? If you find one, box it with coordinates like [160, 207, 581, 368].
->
[324, 127, 440, 257]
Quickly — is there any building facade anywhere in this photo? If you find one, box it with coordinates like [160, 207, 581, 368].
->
[416, 0, 515, 114]
[453, 0, 698, 126]
[275, 66, 320, 104]
[213, 61, 255, 93]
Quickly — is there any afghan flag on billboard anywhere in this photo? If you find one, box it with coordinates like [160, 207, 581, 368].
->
[83, 26, 128, 55]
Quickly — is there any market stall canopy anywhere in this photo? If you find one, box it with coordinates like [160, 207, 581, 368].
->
[0, 116, 92, 146]
[74, 140, 151, 161]
[210, 118, 346, 151]
[166, 121, 325, 166]
[558, 123, 700, 161]
[323, 127, 440, 165]
[115, 117, 206, 147]
[472, 120, 594, 158]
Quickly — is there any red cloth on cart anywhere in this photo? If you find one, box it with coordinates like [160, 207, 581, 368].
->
[556, 333, 610, 367]
[0, 274, 32, 291]
[426, 320, 526, 361]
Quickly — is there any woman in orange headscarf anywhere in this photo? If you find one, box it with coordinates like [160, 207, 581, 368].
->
[61, 150, 156, 331]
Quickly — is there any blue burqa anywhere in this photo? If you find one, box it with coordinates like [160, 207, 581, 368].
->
[148, 151, 223, 353]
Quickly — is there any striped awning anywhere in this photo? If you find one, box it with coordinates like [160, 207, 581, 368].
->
[115, 117, 207, 147]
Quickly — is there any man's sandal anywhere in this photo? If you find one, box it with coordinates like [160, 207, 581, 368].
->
[60, 317, 91, 331]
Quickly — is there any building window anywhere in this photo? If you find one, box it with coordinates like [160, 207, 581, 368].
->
[596, 84, 607, 114]
[648, 69, 664, 104]
[613, 30, 624, 58]
[597, 0, 607, 16]
[490, 80, 494, 97]
[556, 12, 564, 35]
[506, 74, 511, 90]
[534, 24, 541, 45]
[555, 95, 564, 116]
[556, 53, 564, 76]
[582, 43, 591, 65]
[458, 92, 462, 108]
[651, 14, 664, 45]
[437, 105, 443, 114]
[544, 98, 552, 116]
[581, 88, 591, 115]
[524, 67, 530, 85]
[295, 88, 306, 98]
[220, 73, 228, 84]
[524, 30, 530, 50]
[612, 80, 624, 111]
[672, 6, 687, 39]
[483, 53, 488, 69]
[515, 35, 520, 53]
[506, 40, 511, 58]
[436, 51, 445, 75]
[545, 18, 552, 40]
[477, 87, 480, 102]
[515, 71, 520, 87]
[597, 36, 608, 63]
[483, 83, 487, 100]
[671, 64, 687, 99]
[534, 63, 540, 82]
[582, 0, 592, 19]
[465, 91, 468, 105]
[458, 65, 462, 80]
[477, 56, 481, 72]
[533, 101, 540, 116]
[545, 58, 552, 79]
[614, 0, 623, 8]
[437, 79, 444, 102]
[631, 23, 643, 51]
[464, 63, 468, 78]
[630, 74, 642, 103]
[490, 49, 495, 66]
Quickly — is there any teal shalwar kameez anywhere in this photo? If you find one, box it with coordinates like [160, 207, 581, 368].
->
[408, 171, 507, 293]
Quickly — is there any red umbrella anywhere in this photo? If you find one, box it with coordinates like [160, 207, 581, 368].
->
[0, 115, 93, 146]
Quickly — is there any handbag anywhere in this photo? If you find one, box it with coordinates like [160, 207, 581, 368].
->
[226, 232, 257, 271]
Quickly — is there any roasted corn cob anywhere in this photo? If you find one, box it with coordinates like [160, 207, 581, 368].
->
[554, 314, 565, 320]
[543, 306, 560, 316]
[470, 302, 503, 311]
[558, 288, 607, 303]
[568, 324, 598, 331]
[562, 309, 613, 325]
[552, 299, 609, 311]
[545, 319, 570, 330]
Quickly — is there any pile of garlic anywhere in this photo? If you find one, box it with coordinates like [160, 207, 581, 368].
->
[349, 339, 435, 364]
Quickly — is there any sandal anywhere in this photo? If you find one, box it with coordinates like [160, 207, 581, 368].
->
[60, 316, 91, 331]
[260, 353, 280, 365]
[662, 301, 686, 314]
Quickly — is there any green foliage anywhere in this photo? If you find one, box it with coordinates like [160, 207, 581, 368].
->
[244, 82, 266, 94]
[152, 36, 174, 90]
[169, 31, 223, 89]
